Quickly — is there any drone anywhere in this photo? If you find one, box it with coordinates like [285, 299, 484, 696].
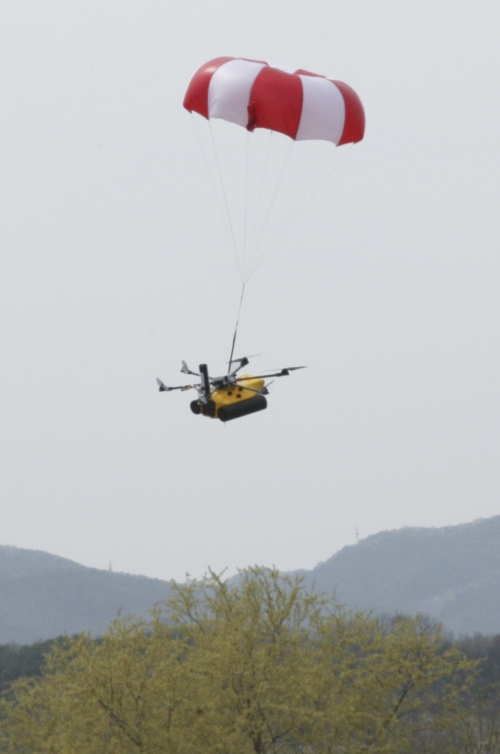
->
[156, 357, 305, 422]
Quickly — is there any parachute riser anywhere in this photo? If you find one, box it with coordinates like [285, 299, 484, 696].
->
[227, 283, 246, 375]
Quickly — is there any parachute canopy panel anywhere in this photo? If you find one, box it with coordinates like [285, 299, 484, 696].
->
[184, 57, 365, 145]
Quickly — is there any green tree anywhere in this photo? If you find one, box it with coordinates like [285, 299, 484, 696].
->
[0, 568, 475, 753]
[0, 638, 57, 693]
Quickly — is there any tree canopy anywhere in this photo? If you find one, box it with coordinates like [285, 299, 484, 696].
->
[0, 567, 475, 753]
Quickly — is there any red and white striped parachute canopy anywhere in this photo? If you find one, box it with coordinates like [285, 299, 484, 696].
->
[184, 57, 365, 146]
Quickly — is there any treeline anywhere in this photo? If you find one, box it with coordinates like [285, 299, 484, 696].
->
[0, 568, 500, 752]
[457, 633, 500, 691]
[3, 616, 500, 697]
[0, 638, 60, 693]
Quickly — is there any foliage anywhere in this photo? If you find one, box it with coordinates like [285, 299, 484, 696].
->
[0, 568, 475, 753]
[458, 634, 500, 696]
[0, 638, 58, 693]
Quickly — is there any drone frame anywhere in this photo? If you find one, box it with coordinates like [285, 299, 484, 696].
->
[157, 358, 305, 404]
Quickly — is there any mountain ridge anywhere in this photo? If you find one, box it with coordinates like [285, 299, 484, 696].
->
[2, 515, 500, 643]
[296, 515, 500, 635]
[0, 544, 172, 644]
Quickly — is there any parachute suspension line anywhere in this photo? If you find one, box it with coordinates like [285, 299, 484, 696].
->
[191, 114, 241, 275]
[245, 138, 294, 283]
[248, 130, 273, 259]
[209, 121, 242, 280]
[242, 130, 250, 280]
[291, 142, 334, 214]
[251, 144, 355, 279]
[256, 143, 335, 264]
[227, 284, 246, 374]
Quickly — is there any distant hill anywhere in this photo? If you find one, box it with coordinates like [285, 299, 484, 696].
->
[297, 516, 500, 636]
[3, 516, 500, 644]
[0, 546, 172, 644]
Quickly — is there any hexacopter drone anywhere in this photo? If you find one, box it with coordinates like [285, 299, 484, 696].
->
[156, 357, 305, 422]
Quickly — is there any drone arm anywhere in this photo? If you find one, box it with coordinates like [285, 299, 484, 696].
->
[235, 367, 306, 381]
[229, 356, 249, 369]
[227, 357, 250, 380]
[156, 378, 193, 393]
[234, 383, 269, 395]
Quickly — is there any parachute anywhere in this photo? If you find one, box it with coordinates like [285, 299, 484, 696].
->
[156, 61, 364, 422]
[183, 57, 365, 285]
[184, 57, 365, 146]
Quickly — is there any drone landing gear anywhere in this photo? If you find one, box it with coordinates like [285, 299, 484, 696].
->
[190, 395, 267, 422]
[218, 394, 267, 422]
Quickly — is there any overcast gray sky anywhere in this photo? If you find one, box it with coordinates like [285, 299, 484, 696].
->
[1, 0, 499, 581]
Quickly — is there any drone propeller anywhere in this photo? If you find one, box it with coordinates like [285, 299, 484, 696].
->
[180, 361, 199, 377]
[227, 357, 249, 377]
[156, 378, 193, 393]
[235, 366, 306, 381]
[227, 354, 261, 365]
